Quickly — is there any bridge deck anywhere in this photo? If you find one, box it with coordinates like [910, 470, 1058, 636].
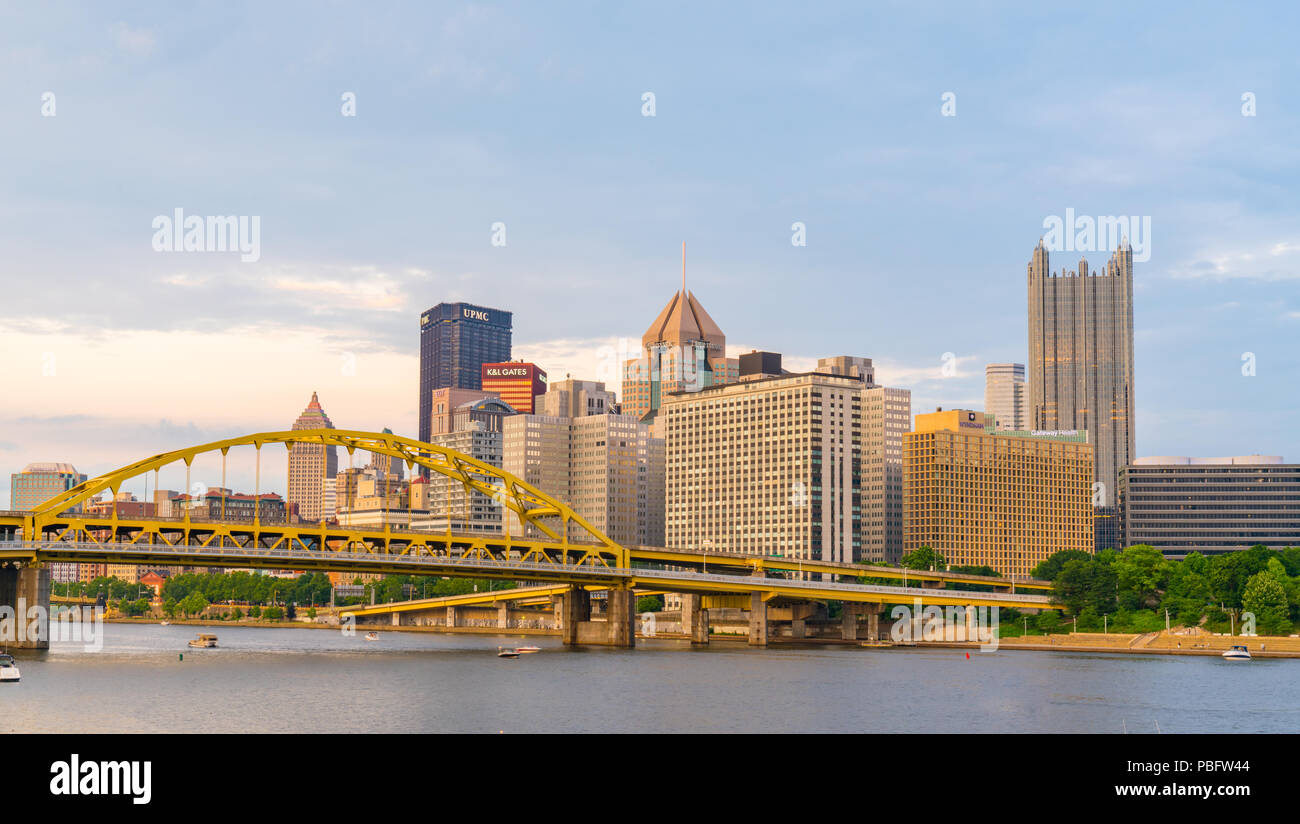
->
[2, 541, 1060, 611]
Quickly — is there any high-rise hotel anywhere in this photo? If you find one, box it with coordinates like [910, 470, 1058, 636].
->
[418, 303, 512, 444]
[1028, 239, 1134, 549]
[903, 409, 1094, 577]
[662, 368, 865, 563]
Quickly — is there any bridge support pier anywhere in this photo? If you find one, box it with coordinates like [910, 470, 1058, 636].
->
[748, 592, 768, 647]
[558, 587, 590, 646]
[0, 563, 50, 650]
[791, 618, 806, 639]
[866, 605, 881, 641]
[446, 605, 457, 629]
[497, 603, 509, 629]
[557, 587, 634, 648]
[681, 593, 709, 645]
[841, 603, 861, 641]
[605, 588, 635, 648]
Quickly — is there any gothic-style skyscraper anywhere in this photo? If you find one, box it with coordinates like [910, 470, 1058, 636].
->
[1028, 238, 1135, 549]
[287, 391, 339, 523]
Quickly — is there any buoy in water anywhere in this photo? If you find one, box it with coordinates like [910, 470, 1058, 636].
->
[965, 652, 970, 659]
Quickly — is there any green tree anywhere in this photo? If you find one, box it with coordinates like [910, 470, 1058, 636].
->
[901, 546, 945, 571]
[1113, 545, 1168, 610]
[636, 595, 664, 613]
[1032, 549, 1093, 582]
[1210, 545, 1274, 609]
[1054, 558, 1118, 616]
[1162, 551, 1213, 622]
[1242, 566, 1291, 636]
[179, 591, 208, 618]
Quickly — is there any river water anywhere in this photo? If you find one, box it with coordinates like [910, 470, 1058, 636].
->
[2, 624, 1295, 733]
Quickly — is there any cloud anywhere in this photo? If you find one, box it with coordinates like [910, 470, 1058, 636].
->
[1168, 238, 1300, 281]
[267, 267, 409, 312]
[109, 22, 155, 57]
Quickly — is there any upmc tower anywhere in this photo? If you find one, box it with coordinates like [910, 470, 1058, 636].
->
[419, 302, 512, 444]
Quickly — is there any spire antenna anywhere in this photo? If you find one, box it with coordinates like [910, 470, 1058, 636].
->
[681, 242, 686, 293]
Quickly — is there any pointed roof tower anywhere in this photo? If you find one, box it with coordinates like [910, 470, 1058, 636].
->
[641, 244, 726, 354]
[292, 391, 336, 431]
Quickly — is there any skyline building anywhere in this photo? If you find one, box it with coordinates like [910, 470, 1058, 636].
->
[984, 363, 1026, 432]
[366, 427, 404, 482]
[903, 409, 1094, 578]
[1119, 456, 1300, 559]
[503, 411, 664, 548]
[421, 423, 505, 536]
[419, 302, 512, 444]
[1027, 239, 1135, 535]
[537, 377, 618, 418]
[622, 256, 738, 422]
[861, 384, 912, 564]
[662, 371, 863, 563]
[481, 362, 547, 414]
[427, 389, 515, 440]
[10, 462, 87, 511]
[287, 392, 338, 523]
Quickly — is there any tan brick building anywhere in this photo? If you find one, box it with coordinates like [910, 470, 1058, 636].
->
[903, 409, 1093, 578]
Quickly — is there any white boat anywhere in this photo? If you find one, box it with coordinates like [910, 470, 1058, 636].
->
[1222, 645, 1251, 661]
[497, 647, 520, 658]
[160, 620, 170, 626]
[515, 645, 541, 654]
[0, 653, 20, 683]
[188, 634, 218, 649]
[364, 632, 379, 641]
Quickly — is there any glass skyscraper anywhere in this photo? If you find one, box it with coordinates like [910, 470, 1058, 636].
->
[1027, 238, 1135, 549]
[418, 303, 512, 444]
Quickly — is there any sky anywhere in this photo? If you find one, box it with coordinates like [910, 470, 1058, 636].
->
[1, 1, 1298, 505]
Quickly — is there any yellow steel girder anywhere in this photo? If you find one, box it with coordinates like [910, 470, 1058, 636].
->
[25, 429, 627, 568]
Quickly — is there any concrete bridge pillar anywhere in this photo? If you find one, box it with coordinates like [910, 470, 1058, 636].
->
[841, 603, 861, 641]
[866, 605, 881, 641]
[748, 592, 768, 647]
[497, 602, 509, 629]
[791, 618, 806, 639]
[605, 588, 635, 648]
[559, 587, 590, 646]
[1, 564, 51, 649]
[391, 611, 401, 627]
[681, 593, 709, 645]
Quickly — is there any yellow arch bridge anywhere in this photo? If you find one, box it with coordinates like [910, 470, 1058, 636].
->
[0, 429, 1059, 649]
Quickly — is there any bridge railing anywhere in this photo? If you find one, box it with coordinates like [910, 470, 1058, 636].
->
[1, 541, 1058, 606]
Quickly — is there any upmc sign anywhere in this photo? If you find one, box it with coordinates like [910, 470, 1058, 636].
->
[463, 308, 492, 322]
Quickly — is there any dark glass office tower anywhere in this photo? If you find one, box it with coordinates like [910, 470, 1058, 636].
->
[418, 303, 512, 444]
